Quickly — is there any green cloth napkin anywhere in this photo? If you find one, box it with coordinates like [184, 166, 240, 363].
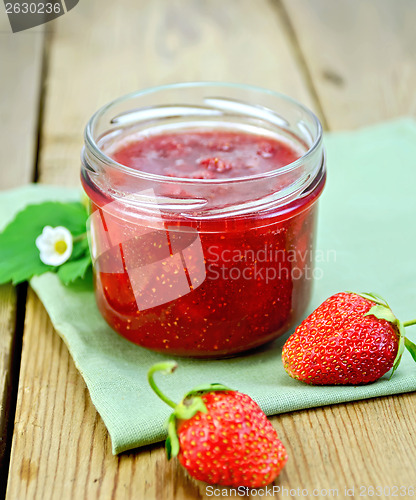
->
[1, 118, 416, 455]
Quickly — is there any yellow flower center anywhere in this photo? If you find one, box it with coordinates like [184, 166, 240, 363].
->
[54, 240, 68, 255]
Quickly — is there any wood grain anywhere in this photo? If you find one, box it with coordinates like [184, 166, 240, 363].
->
[0, 13, 44, 188]
[0, 10, 44, 490]
[5, 0, 416, 498]
[280, 0, 416, 129]
[37, 0, 315, 186]
[0, 286, 17, 473]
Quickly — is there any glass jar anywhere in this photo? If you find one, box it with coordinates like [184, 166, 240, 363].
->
[81, 82, 326, 357]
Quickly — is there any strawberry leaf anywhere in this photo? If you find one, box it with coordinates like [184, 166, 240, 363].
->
[404, 337, 416, 363]
[183, 383, 232, 399]
[165, 436, 172, 459]
[166, 414, 180, 460]
[0, 201, 89, 285]
[390, 321, 406, 379]
[390, 334, 405, 378]
[365, 304, 397, 324]
[354, 292, 389, 307]
[174, 395, 207, 420]
[57, 254, 91, 285]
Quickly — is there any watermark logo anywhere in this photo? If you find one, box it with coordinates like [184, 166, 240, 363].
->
[205, 245, 335, 284]
[4, 0, 79, 33]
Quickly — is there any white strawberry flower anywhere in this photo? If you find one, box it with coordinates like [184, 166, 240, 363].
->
[35, 226, 73, 266]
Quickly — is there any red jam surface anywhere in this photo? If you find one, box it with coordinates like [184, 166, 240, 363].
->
[82, 130, 324, 357]
[111, 131, 300, 180]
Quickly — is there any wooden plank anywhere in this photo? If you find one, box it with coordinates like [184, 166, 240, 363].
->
[6, 0, 416, 499]
[275, 396, 416, 492]
[0, 12, 44, 494]
[280, 0, 416, 129]
[37, 0, 316, 186]
[0, 14, 44, 188]
[0, 286, 17, 472]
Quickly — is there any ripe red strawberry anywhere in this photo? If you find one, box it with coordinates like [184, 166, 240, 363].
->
[148, 362, 288, 487]
[282, 292, 416, 385]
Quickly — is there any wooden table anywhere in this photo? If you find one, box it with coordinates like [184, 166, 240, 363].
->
[1, 1, 416, 498]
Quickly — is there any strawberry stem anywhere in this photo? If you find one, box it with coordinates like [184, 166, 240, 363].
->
[147, 362, 178, 409]
[403, 319, 416, 328]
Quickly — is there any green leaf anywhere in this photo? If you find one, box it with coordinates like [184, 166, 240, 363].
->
[390, 325, 406, 379]
[183, 383, 232, 399]
[174, 396, 207, 421]
[71, 236, 89, 260]
[354, 292, 389, 307]
[57, 254, 92, 285]
[404, 337, 416, 363]
[0, 201, 88, 285]
[390, 355, 403, 379]
[165, 435, 172, 460]
[364, 304, 397, 324]
[166, 414, 180, 460]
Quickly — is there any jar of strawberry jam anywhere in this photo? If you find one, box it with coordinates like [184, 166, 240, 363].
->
[81, 83, 325, 357]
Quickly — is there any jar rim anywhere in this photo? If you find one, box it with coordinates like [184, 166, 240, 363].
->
[84, 81, 323, 186]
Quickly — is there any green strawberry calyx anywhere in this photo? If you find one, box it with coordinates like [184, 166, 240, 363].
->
[353, 292, 416, 378]
[147, 362, 232, 460]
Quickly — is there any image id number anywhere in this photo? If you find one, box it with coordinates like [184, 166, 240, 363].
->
[5, 2, 62, 14]
[359, 485, 415, 497]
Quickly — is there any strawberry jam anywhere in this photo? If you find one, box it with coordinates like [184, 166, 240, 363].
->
[81, 85, 325, 357]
